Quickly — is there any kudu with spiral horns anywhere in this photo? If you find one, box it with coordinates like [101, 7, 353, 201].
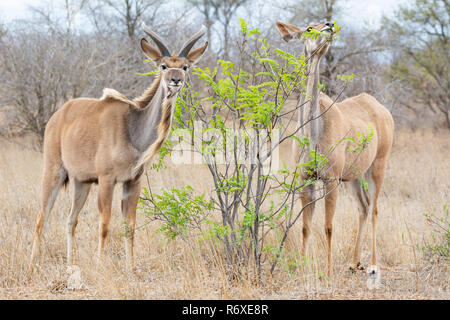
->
[29, 23, 208, 271]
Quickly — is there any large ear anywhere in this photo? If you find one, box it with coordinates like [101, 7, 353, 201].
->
[275, 21, 304, 42]
[140, 38, 162, 62]
[186, 41, 208, 65]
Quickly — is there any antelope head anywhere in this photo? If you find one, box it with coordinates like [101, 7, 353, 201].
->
[140, 23, 209, 95]
[276, 21, 335, 57]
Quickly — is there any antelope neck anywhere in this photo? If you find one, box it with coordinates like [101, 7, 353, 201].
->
[298, 53, 324, 149]
[127, 82, 175, 153]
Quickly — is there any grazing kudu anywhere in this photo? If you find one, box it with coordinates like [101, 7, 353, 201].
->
[276, 21, 394, 277]
[29, 23, 208, 271]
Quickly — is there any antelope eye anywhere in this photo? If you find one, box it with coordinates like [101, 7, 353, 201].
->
[161, 64, 167, 70]
[183, 66, 188, 71]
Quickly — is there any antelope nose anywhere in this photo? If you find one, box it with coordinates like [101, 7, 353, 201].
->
[172, 77, 181, 85]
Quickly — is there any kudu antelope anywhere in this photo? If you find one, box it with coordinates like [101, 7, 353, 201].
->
[276, 21, 394, 277]
[29, 23, 208, 270]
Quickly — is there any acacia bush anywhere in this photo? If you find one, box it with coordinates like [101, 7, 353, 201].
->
[138, 20, 372, 281]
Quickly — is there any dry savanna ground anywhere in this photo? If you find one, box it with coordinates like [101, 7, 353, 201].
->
[0, 128, 448, 300]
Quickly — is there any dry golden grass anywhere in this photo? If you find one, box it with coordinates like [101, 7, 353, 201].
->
[0, 128, 448, 299]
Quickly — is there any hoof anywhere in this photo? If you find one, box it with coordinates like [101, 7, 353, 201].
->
[367, 265, 379, 277]
[366, 265, 382, 290]
[66, 265, 85, 290]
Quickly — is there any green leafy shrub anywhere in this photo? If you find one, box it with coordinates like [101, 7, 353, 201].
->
[138, 19, 364, 281]
[421, 203, 450, 263]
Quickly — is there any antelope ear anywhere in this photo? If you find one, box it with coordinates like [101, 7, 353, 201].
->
[186, 41, 208, 65]
[275, 21, 304, 42]
[140, 38, 162, 62]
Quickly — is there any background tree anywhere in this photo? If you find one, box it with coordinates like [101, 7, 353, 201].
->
[186, 0, 215, 46]
[187, 0, 248, 60]
[384, 0, 450, 128]
[98, 0, 163, 39]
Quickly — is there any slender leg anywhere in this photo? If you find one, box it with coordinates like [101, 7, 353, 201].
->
[368, 159, 386, 272]
[67, 179, 91, 265]
[324, 180, 339, 277]
[350, 179, 369, 270]
[97, 176, 115, 267]
[300, 184, 315, 257]
[29, 166, 67, 271]
[121, 178, 141, 271]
